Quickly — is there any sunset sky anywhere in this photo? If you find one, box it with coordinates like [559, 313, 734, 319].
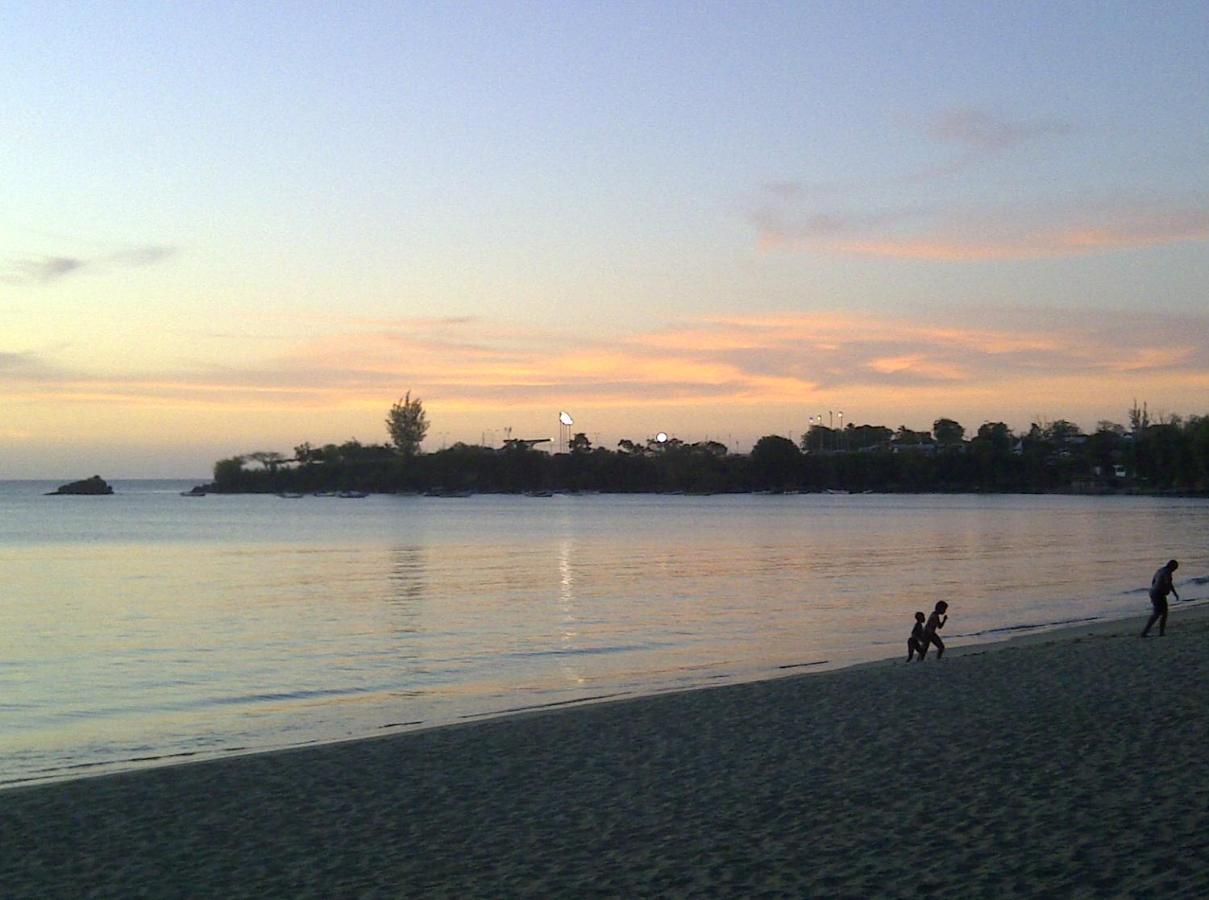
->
[4, 1, 1208, 477]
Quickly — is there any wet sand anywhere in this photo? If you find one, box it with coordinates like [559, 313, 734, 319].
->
[4, 605, 1209, 898]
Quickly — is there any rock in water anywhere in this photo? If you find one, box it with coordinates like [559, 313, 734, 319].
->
[47, 475, 114, 495]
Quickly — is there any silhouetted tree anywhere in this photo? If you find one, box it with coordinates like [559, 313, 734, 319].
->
[844, 424, 893, 451]
[247, 451, 285, 471]
[974, 422, 1013, 452]
[693, 440, 729, 457]
[932, 418, 965, 447]
[751, 435, 800, 490]
[1135, 423, 1190, 488]
[201, 403, 1209, 495]
[1129, 400, 1151, 433]
[1189, 416, 1209, 487]
[1046, 419, 1083, 444]
[213, 456, 247, 487]
[386, 392, 429, 458]
[801, 425, 836, 453]
[894, 426, 932, 445]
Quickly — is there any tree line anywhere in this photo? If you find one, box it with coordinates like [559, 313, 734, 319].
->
[206, 397, 1209, 495]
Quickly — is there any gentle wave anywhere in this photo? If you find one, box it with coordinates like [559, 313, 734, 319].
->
[3, 487, 1207, 787]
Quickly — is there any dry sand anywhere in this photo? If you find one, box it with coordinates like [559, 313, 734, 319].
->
[4, 606, 1209, 898]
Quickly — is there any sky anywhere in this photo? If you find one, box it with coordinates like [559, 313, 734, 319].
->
[3, 1, 1208, 477]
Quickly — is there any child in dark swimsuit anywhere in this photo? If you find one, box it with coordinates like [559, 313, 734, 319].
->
[918, 601, 949, 660]
[907, 611, 926, 661]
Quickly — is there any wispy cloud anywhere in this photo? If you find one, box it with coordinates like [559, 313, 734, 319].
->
[677, 311, 1206, 390]
[900, 108, 1075, 182]
[753, 182, 1209, 260]
[4, 244, 178, 284]
[6, 310, 1208, 425]
[926, 108, 1072, 152]
[0, 351, 38, 371]
[14, 256, 87, 283]
[110, 245, 177, 267]
[749, 107, 1208, 260]
[826, 205, 1209, 260]
[0, 350, 70, 383]
[751, 203, 925, 247]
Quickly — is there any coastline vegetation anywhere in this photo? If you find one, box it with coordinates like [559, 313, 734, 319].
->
[205, 399, 1209, 496]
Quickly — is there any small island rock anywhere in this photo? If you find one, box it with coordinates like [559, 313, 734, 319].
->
[47, 475, 114, 496]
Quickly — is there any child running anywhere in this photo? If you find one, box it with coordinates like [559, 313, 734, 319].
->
[917, 601, 949, 660]
[907, 611, 926, 662]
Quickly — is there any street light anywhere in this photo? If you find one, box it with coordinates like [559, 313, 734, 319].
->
[558, 411, 574, 453]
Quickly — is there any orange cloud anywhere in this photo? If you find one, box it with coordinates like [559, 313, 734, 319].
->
[867, 355, 966, 380]
[1112, 346, 1195, 372]
[5, 309, 1209, 451]
[753, 168, 1209, 262]
[828, 210, 1209, 260]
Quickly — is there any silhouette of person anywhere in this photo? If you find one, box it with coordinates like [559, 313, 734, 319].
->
[1141, 559, 1180, 637]
[918, 601, 948, 659]
[907, 611, 926, 662]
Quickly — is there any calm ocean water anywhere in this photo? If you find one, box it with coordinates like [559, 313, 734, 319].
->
[2, 480, 1206, 787]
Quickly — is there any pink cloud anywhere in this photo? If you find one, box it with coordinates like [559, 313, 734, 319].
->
[6, 310, 1209, 435]
[750, 106, 1206, 260]
[759, 203, 1209, 261]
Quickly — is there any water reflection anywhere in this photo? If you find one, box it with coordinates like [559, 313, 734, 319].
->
[386, 544, 430, 687]
[388, 546, 427, 610]
[557, 537, 585, 686]
[5, 492, 1208, 788]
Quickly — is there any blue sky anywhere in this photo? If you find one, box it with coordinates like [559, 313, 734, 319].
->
[3, 1, 1207, 475]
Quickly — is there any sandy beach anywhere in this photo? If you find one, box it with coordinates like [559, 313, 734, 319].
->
[4, 606, 1209, 899]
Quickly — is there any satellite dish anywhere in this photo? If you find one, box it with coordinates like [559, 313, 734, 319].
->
[559, 411, 574, 426]
[656, 432, 668, 443]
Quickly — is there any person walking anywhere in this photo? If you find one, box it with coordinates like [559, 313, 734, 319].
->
[1141, 559, 1180, 638]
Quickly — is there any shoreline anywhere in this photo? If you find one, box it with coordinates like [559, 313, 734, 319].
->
[186, 484, 1209, 498]
[5, 603, 1209, 896]
[8, 477, 1209, 499]
[5, 600, 1193, 792]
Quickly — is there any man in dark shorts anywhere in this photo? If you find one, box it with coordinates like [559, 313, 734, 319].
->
[1141, 559, 1179, 637]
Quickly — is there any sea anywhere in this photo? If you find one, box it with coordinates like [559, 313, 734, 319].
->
[2, 480, 1206, 788]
